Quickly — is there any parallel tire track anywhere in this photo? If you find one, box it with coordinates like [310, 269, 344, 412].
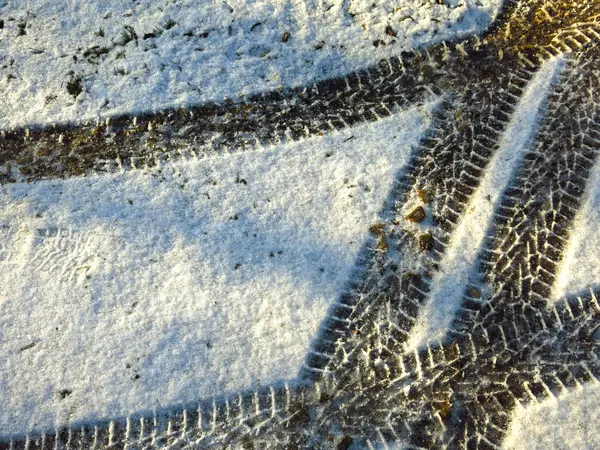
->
[306, 55, 537, 382]
[453, 44, 600, 336]
[3, 2, 600, 449]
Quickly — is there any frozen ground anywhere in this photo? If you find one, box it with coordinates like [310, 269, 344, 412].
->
[1, 0, 600, 448]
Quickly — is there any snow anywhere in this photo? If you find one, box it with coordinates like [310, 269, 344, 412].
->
[554, 157, 600, 301]
[0, 0, 500, 129]
[0, 105, 430, 436]
[503, 383, 600, 450]
[405, 56, 566, 351]
[1, 0, 599, 447]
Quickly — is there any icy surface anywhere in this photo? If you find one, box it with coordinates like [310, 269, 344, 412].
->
[0, 106, 429, 435]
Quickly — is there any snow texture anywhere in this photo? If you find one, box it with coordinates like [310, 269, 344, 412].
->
[554, 157, 600, 301]
[504, 383, 600, 450]
[1, 0, 600, 448]
[0, 0, 500, 129]
[0, 106, 430, 436]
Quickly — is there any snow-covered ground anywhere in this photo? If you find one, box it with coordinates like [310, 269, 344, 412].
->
[0, 0, 500, 129]
[0, 105, 431, 435]
[1, 0, 600, 448]
[504, 383, 600, 450]
[554, 159, 600, 301]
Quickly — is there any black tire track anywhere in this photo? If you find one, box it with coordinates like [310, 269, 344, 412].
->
[305, 56, 537, 383]
[452, 44, 600, 336]
[424, 44, 600, 449]
[0, 47, 540, 450]
[2, 2, 600, 449]
[395, 288, 600, 449]
[0, 53, 442, 183]
[0, 0, 544, 185]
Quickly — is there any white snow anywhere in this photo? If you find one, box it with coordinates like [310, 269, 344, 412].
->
[0, 0, 500, 129]
[554, 157, 600, 301]
[1, 1, 599, 448]
[405, 56, 566, 351]
[0, 105, 430, 436]
[503, 383, 600, 450]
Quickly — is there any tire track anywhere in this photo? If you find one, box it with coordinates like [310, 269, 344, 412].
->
[303, 55, 537, 384]
[406, 55, 565, 350]
[0, 52, 442, 183]
[452, 44, 600, 335]
[2, 1, 589, 185]
[393, 288, 600, 449]
[0, 49, 542, 450]
[2, 2, 600, 449]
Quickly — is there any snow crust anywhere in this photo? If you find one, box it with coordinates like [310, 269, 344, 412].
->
[503, 383, 600, 450]
[0, 106, 429, 436]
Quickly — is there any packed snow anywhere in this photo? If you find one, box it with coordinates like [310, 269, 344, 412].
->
[504, 383, 600, 450]
[554, 158, 600, 301]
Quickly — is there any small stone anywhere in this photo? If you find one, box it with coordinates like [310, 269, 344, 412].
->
[59, 389, 72, 399]
[376, 234, 388, 252]
[406, 206, 426, 223]
[369, 223, 388, 252]
[417, 188, 433, 204]
[337, 435, 353, 450]
[420, 64, 436, 79]
[37, 147, 52, 157]
[418, 233, 434, 252]
[369, 223, 385, 234]
[292, 406, 311, 425]
[436, 399, 453, 419]
[467, 286, 482, 298]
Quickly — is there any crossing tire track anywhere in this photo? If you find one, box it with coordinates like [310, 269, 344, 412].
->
[305, 55, 538, 385]
[2, 2, 600, 450]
